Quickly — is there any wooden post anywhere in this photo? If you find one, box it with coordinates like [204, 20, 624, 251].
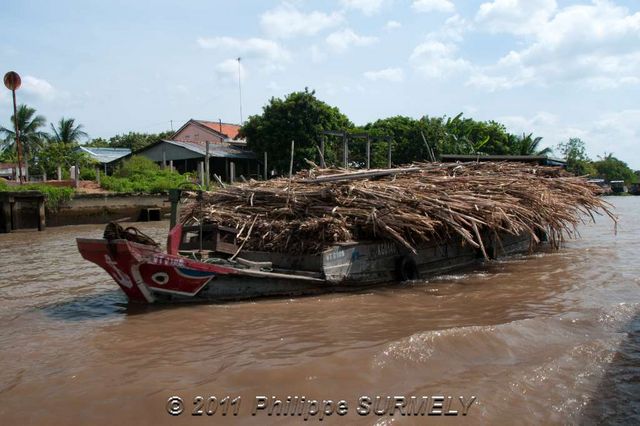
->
[205, 141, 211, 188]
[320, 137, 326, 168]
[169, 160, 174, 172]
[10, 201, 16, 230]
[162, 150, 167, 170]
[288, 140, 295, 179]
[387, 138, 392, 168]
[37, 197, 46, 231]
[57, 165, 62, 181]
[74, 162, 79, 188]
[343, 133, 348, 169]
[229, 161, 235, 184]
[2, 199, 11, 233]
[213, 174, 226, 188]
[95, 167, 100, 185]
[263, 151, 268, 180]
[286, 140, 295, 207]
[198, 161, 204, 185]
[366, 135, 371, 170]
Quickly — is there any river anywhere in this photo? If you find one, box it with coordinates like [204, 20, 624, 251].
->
[0, 197, 638, 425]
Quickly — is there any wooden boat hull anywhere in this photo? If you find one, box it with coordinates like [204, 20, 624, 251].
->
[76, 231, 537, 304]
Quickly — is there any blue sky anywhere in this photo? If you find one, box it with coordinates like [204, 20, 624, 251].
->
[2, 0, 639, 168]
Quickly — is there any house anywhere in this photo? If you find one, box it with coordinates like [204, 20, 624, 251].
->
[172, 119, 241, 144]
[77, 147, 132, 174]
[0, 163, 26, 180]
[134, 119, 259, 181]
[135, 139, 257, 181]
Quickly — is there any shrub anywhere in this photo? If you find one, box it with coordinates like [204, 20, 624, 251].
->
[100, 155, 187, 193]
[80, 167, 96, 180]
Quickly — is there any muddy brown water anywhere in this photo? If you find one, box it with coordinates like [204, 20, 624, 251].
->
[0, 197, 638, 425]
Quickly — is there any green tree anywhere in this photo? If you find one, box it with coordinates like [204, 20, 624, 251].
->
[556, 138, 596, 176]
[86, 131, 173, 151]
[593, 153, 637, 184]
[240, 89, 353, 172]
[49, 117, 88, 144]
[364, 116, 427, 166]
[511, 133, 552, 155]
[0, 104, 47, 177]
[37, 142, 94, 178]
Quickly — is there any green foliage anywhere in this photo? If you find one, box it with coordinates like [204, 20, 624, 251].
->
[0, 183, 74, 212]
[593, 154, 637, 184]
[511, 133, 552, 155]
[364, 116, 430, 167]
[86, 131, 173, 151]
[241, 88, 353, 172]
[100, 155, 187, 193]
[80, 167, 96, 180]
[49, 118, 88, 144]
[0, 104, 48, 165]
[362, 113, 518, 165]
[556, 138, 596, 176]
[37, 142, 95, 177]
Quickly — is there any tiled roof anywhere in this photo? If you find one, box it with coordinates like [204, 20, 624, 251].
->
[195, 120, 241, 139]
[77, 147, 132, 164]
[161, 140, 255, 159]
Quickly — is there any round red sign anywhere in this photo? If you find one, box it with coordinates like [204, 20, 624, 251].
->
[3, 71, 21, 91]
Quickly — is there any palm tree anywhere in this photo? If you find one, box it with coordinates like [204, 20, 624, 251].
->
[49, 117, 88, 144]
[513, 133, 552, 156]
[0, 104, 47, 179]
[0, 104, 48, 153]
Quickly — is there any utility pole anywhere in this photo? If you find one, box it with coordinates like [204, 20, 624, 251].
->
[3, 71, 24, 183]
[237, 57, 243, 125]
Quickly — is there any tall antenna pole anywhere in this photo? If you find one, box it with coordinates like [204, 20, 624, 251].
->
[237, 57, 243, 124]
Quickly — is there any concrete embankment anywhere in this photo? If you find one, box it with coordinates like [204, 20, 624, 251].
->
[8, 193, 170, 229]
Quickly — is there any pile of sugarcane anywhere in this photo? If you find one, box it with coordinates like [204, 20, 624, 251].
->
[179, 162, 615, 255]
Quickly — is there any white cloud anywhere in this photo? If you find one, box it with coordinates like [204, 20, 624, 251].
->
[412, 0, 455, 13]
[21, 76, 56, 100]
[340, 0, 386, 15]
[215, 58, 246, 82]
[385, 20, 402, 30]
[497, 110, 640, 169]
[197, 37, 291, 70]
[499, 112, 559, 135]
[410, 40, 471, 78]
[326, 28, 378, 52]
[260, 5, 343, 39]
[310, 45, 327, 63]
[476, 0, 557, 35]
[470, 0, 640, 90]
[364, 68, 404, 82]
[410, 14, 472, 79]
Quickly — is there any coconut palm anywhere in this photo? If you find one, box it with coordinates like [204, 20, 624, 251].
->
[0, 104, 48, 178]
[49, 117, 88, 144]
[512, 133, 552, 156]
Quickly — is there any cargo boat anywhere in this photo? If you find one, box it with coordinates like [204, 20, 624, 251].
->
[76, 161, 611, 304]
[76, 223, 539, 304]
